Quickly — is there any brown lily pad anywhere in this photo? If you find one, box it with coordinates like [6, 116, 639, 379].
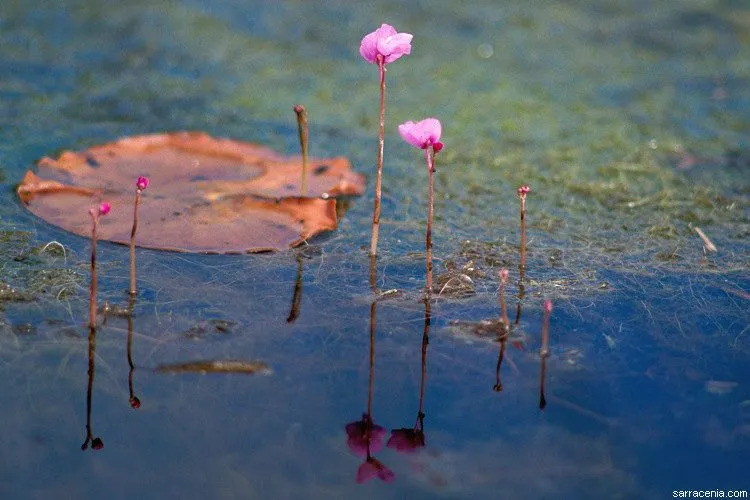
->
[17, 132, 365, 253]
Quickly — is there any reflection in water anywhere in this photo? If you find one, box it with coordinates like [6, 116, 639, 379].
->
[343, 255, 395, 484]
[539, 300, 552, 410]
[286, 254, 303, 323]
[494, 269, 511, 392]
[81, 326, 104, 451]
[387, 298, 429, 453]
[494, 337, 508, 393]
[127, 296, 141, 409]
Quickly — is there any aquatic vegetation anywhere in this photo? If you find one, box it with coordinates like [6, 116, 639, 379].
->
[399, 118, 443, 295]
[360, 23, 413, 257]
[129, 176, 149, 296]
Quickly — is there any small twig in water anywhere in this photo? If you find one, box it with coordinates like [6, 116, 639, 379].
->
[690, 224, 717, 253]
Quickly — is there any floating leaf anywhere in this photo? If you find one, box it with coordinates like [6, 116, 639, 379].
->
[17, 132, 366, 253]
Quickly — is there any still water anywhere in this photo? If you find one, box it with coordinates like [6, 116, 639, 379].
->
[1, 0, 748, 498]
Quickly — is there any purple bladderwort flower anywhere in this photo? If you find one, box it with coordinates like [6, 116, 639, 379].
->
[359, 24, 413, 65]
[88, 202, 110, 329]
[130, 176, 149, 296]
[361, 23, 413, 257]
[356, 456, 395, 484]
[345, 413, 386, 457]
[398, 118, 444, 153]
[399, 118, 444, 296]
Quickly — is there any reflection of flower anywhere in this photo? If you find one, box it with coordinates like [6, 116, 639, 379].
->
[345, 413, 386, 457]
[356, 456, 395, 484]
[359, 24, 413, 65]
[387, 427, 425, 454]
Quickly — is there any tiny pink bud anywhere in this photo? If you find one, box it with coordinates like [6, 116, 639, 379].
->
[517, 185, 531, 196]
[136, 176, 150, 191]
[544, 300, 553, 313]
[499, 269, 509, 283]
[98, 202, 111, 216]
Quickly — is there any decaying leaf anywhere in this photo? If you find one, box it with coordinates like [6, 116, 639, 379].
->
[17, 132, 366, 253]
[155, 359, 272, 375]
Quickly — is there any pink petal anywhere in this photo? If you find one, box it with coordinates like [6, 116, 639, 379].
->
[378, 465, 395, 483]
[419, 118, 442, 144]
[398, 118, 443, 150]
[398, 121, 421, 149]
[356, 461, 378, 483]
[359, 24, 411, 65]
[99, 202, 111, 216]
[378, 33, 413, 64]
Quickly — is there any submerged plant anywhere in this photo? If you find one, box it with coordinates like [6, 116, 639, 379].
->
[399, 118, 444, 296]
[88, 202, 110, 329]
[129, 176, 149, 296]
[293, 105, 309, 196]
[360, 23, 413, 257]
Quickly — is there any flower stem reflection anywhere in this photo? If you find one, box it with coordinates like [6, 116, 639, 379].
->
[344, 254, 394, 483]
[387, 297, 430, 453]
[81, 326, 104, 451]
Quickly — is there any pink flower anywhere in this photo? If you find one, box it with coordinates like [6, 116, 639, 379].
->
[386, 428, 425, 454]
[517, 185, 531, 196]
[398, 118, 443, 152]
[345, 414, 386, 457]
[360, 24, 413, 65]
[356, 457, 395, 484]
[136, 176, 150, 191]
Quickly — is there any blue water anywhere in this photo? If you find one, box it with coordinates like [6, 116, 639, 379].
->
[1, 0, 748, 498]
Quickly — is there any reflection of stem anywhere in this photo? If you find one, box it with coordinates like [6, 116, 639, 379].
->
[129, 189, 142, 296]
[493, 337, 507, 392]
[286, 254, 304, 323]
[539, 300, 552, 410]
[294, 105, 309, 196]
[127, 296, 141, 409]
[81, 326, 103, 450]
[416, 298, 430, 430]
[499, 270, 509, 335]
[425, 149, 435, 296]
[539, 356, 547, 409]
[365, 254, 378, 459]
[369, 56, 386, 257]
[515, 279, 525, 326]
[89, 214, 99, 330]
